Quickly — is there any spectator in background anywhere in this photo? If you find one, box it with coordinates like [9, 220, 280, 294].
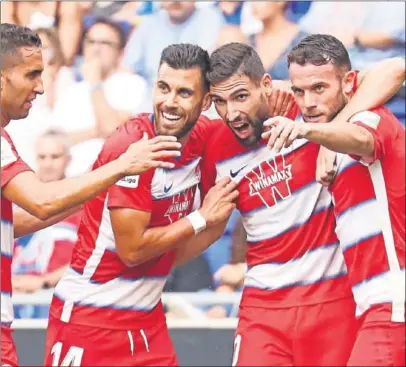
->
[164, 255, 213, 293]
[12, 129, 81, 318]
[218, 1, 244, 26]
[121, 1, 225, 110]
[0, 1, 84, 66]
[249, 1, 308, 80]
[51, 18, 147, 177]
[6, 27, 75, 169]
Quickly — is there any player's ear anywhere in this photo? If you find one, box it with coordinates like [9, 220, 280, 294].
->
[262, 74, 273, 97]
[342, 70, 356, 95]
[201, 92, 212, 112]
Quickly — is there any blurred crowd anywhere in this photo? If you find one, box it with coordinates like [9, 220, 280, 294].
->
[2, 1, 405, 319]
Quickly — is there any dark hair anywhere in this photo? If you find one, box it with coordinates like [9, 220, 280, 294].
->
[207, 43, 265, 85]
[0, 23, 42, 68]
[159, 43, 210, 91]
[84, 17, 127, 49]
[288, 34, 351, 71]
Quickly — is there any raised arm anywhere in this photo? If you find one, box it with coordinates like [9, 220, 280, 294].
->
[111, 178, 237, 267]
[338, 57, 405, 123]
[3, 135, 180, 221]
[263, 57, 405, 158]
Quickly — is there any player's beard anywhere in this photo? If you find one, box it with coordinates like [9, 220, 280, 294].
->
[173, 117, 197, 139]
[230, 96, 269, 147]
[326, 94, 347, 123]
[155, 114, 198, 139]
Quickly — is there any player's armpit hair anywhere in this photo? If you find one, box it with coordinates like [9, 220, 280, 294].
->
[207, 42, 265, 86]
[287, 34, 351, 71]
[0, 23, 42, 68]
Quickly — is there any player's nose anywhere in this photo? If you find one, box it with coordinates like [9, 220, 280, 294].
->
[226, 104, 240, 122]
[34, 78, 44, 95]
[303, 92, 317, 109]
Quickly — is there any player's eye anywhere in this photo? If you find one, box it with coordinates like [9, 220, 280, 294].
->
[212, 98, 225, 105]
[292, 87, 303, 95]
[236, 94, 248, 101]
[180, 90, 192, 98]
[158, 84, 169, 93]
[314, 85, 325, 93]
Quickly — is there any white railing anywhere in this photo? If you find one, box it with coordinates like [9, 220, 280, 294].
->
[12, 290, 242, 329]
[12, 317, 238, 330]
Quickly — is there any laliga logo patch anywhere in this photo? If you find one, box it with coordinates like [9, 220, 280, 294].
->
[1, 137, 17, 167]
[116, 175, 139, 188]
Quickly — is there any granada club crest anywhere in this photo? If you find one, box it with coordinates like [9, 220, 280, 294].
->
[246, 154, 293, 207]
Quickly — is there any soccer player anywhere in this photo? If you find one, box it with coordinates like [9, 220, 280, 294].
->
[264, 34, 405, 366]
[43, 44, 238, 367]
[0, 23, 181, 367]
[199, 43, 405, 366]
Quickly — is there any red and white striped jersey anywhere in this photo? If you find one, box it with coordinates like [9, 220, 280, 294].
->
[50, 114, 213, 329]
[331, 106, 405, 322]
[1, 128, 32, 327]
[201, 120, 353, 308]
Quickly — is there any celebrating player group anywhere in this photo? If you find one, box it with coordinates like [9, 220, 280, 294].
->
[1, 23, 405, 367]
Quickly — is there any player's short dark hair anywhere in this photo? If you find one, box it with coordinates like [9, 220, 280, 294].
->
[207, 43, 266, 86]
[0, 23, 42, 68]
[288, 34, 351, 71]
[159, 43, 210, 92]
[83, 17, 127, 49]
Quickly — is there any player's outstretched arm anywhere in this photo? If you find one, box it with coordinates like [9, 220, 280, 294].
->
[3, 135, 181, 221]
[111, 177, 238, 267]
[343, 57, 405, 122]
[13, 205, 81, 238]
[263, 58, 405, 156]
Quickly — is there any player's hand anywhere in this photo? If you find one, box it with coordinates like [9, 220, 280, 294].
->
[199, 177, 238, 227]
[214, 263, 246, 287]
[316, 146, 337, 187]
[120, 133, 181, 174]
[262, 117, 308, 153]
[12, 274, 45, 293]
[268, 81, 296, 118]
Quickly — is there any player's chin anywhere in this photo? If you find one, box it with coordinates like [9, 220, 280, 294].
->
[156, 120, 185, 136]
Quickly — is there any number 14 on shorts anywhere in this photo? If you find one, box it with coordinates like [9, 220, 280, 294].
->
[51, 342, 84, 367]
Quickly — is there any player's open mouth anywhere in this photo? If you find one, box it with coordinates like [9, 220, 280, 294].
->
[305, 114, 322, 122]
[231, 122, 250, 132]
[231, 122, 252, 139]
[161, 112, 182, 125]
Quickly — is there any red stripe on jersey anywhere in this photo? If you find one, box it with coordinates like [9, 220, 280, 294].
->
[241, 276, 353, 308]
[343, 233, 391, 286]
[50, 295, 166, 330]
[332, 163, 377, 216]
[246, 207, 338, 266]
[90, 250, 174, 284]
[0, 197, 12, 222]
[71, 193, 107, 274]
[1, 255, 12, 293]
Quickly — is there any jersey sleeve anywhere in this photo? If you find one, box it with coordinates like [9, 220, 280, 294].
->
[1, 129, 32, 188]
[94, 118, 154, 213]
[348, 109, 394, 165]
